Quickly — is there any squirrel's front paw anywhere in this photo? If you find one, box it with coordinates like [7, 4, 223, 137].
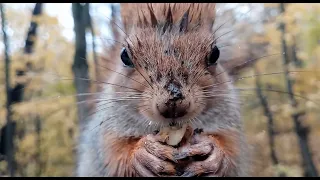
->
[175, 133, 232, 177]
[131, 134, 178, 177]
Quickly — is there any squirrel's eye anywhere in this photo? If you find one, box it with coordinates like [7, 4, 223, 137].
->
[121, 48, 134, 68]
[206, 46, 220, 66]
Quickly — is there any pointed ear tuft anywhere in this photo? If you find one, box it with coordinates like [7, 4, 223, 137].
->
[162, 5, 173, 33]
[147, 4, 158, 27]
[179, 8, 190, 33]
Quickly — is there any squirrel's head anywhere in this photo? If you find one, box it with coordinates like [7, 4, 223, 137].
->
[109, 4, 232, 127]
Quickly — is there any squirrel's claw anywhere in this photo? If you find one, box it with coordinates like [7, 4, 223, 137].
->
[133, 148, 176, 176]
[143, 134, 179, 163]
[132, 134, 178, 177]
[181, 170, 196, 177]
[174, 141, 212, 160]
[176, 134, 231, 177]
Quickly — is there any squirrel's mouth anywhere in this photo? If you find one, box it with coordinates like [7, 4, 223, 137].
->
[139, 99, 203, 128]
[149, 99, 200, 128]
[157, 104, 188, 119]
[155, 99, 191, 122]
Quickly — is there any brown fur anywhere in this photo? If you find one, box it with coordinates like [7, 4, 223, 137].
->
[77, 3, 249, 177]
[121, 3, 215, 33]
[101, 131, 138, 176]
[210, 129, 241, 159]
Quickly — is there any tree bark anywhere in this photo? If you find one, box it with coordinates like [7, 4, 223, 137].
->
[291, 37, 303, 68]
[1, 3, 15, 177]
[35, 116, 42, 176]
[24, 3, 42, 54]
[72, 4, 91, 174]
[279, 3, 318, 177]
[86, 4, 99, 84]
[110, 4, 120, 48]
[254, 66, 280, 167]
[72, 3, 90, 133]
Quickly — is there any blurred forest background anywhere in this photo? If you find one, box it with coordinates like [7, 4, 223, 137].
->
[0, 3, 320, 177]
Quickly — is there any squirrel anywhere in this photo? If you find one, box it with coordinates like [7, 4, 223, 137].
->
[76, 3, 250, 177]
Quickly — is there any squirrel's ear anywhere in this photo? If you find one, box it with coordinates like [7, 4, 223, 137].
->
[189, 3, 216, 31]
[179, 8, 190, 33]
[187, 3, 216, 31]
[205, 3, 217, 31]
[147, 4, 158, 27]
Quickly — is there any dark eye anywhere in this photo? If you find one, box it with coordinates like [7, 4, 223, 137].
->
[206, 46, 220, 66]
[121, 48, 134, 67]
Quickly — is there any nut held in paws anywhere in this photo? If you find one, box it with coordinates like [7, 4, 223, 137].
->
[159, 124, 189, 146]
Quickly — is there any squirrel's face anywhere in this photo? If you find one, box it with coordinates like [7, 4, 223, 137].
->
[112, 28, 230, 126]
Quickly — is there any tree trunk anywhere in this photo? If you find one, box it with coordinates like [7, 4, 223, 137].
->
[86, 4, 99, 84]
[1, 3, 15, 177]
[279, 3, 318, 177]
[254, 65, 287, 176]
[35, 116, 42, 176]
[254, 66, 279, 166]
[72, 3, 91, 174]
[24, 3, 42, 54]
[110, 4, 120, 49]
[72, 3, 90, 131]
[291, 37, 303, 68]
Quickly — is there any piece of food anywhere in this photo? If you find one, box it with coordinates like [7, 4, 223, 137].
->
[159, 124, 189, 146]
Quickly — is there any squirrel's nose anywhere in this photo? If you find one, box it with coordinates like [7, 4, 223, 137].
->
[157, 80, 190, 119]
[167, 82, 183, 101]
